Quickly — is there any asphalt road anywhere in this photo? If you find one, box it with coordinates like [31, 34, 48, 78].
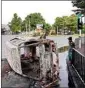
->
[2, 35, 78, 59]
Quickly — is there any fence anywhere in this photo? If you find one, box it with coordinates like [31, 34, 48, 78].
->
[72, 48, 85, 85]
[75, 37, 85, 48]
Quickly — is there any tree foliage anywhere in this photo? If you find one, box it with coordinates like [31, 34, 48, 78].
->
[44, 23, 52, 34]
[72, 0, 85, 9]
[24, 13, 46, 31]
[9, 12, 79, 34]
[53, 14, 77, 33]
[9, 13, 22, 33]
[9, 12, 52, 33]
[67, 14, 77, 32]
[53, 17, 64, 30]
[83, 24, 85, 33]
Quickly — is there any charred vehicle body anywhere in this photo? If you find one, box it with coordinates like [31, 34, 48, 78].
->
[6, 36, 59, 88]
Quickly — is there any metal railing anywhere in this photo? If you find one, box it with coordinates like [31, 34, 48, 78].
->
[72, 48, 85, 84]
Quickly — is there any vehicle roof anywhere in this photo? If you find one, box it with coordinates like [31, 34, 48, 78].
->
[9, 36, 40, 46]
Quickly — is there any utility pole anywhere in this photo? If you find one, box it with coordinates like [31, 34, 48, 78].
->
[72, 9, 83, 49]
[57, 26, 58, 35]
[78, 16, 81, 49]
[29, 19, 30, 32]
[26, 23, 28, 34]
[29, 16, 31, 32]
[77, 13, 82, 48]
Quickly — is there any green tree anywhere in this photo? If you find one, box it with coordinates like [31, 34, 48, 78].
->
[21, 20, 26, 32]
[53, 17, 64, 31]
[24, 13, 45, 31]
[62, 16, 69, 29]
[44, 23, 52, 34]
[72, 0, 85, 15]
[9, 13, 22, 33]
[53, 14, 77, 33]
[72, 0, 85, 9]
[83, 24, 85, 33]
[67, 14, 77, 32]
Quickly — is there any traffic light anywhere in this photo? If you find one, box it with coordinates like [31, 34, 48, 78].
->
[77, 18, 83, 30]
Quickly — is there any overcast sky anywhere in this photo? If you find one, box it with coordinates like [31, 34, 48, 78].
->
[2, 1, 75, 25]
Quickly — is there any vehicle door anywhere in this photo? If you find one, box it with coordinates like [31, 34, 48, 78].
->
[6, 41, 22, 74]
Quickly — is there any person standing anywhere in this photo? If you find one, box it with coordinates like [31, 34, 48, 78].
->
[68, 37, 75, 64]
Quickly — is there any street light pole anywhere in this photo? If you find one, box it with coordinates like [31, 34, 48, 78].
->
[77, 13, 82, 48]
[57, 26, 58, 35]
[29, 19, 30, 32]
[73, 10, 82, 48]
[78, 16, 82, 48]
[29, 16, 31, 32]
[26, 23, 28, 34]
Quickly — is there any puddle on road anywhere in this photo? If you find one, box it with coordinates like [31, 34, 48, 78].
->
[59, 51, 68, 87]
[58, 46, 69, 53]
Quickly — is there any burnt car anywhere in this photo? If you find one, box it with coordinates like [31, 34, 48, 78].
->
[6, 36, 59, 88]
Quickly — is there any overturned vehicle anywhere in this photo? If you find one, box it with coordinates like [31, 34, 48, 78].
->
[6, 36, 59, 88]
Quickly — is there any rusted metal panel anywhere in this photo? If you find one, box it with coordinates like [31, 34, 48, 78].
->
[39, 42, 59, 85]
[6, 41, 22, 74]
[39, 44, 52, 79]
[39, 44, 46, 79]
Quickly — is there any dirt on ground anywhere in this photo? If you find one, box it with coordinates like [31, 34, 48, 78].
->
[1, 59, 60, 88]
[1, 59, 39, 88]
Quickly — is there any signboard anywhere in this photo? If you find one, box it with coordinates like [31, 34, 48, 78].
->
[36, 24, 43, 29]
[77, 13, 82, 18]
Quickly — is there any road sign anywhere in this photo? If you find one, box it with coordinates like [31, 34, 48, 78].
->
[78, 18, 83, 30]
[36, 24, 43, 29]
[77, 13, 82, 18]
